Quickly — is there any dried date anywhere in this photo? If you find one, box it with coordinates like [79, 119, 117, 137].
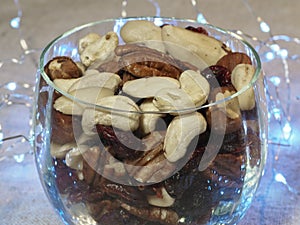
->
[201, 65, 232, 88]
[96, 125, 144, 161]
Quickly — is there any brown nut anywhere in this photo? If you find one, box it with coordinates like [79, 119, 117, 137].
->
[120, 202, 179, 225]
[125, 131, 176, 184]
[216, 52, 252, 73]
[44, 56, 82, 80]
[118, 44, 183, 79]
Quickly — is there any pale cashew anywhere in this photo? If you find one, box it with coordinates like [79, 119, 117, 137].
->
[65, 147, 84, 171]
[65, 143, 91, 180]
[78, 33, 101, 54]
[54, 86, 114, 115]
[231, 64, 256, 110]
[215, 89, 241, 119]
[139, 99, 165, 136]
[179, 70, 210, 107]
[50, 142, 77, 159]
[147, 187, 175, 207]
[81, 95, 140, 135]
[80, 31, 118, 67]
[53, 78, 80, 93]
[164, 112, 207, 162]
[122, 76, 180, 99]
[162, 25, 229, 66]
[153, 88, 195, 112]
[68, 70, 122, 92]
[120, 20, 165, 52]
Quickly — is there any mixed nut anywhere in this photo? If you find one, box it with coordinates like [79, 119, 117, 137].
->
[41, 20, 262, 225]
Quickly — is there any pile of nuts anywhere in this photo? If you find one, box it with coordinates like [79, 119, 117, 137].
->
[43, 20, 260, 225]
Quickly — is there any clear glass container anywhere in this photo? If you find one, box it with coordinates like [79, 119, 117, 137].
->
[33, 17, 268, 225]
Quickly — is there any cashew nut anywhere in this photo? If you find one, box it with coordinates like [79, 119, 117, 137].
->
[81, 95, 140, 135]
[164, 112, 207, 162]
[139, 99, 165, 136]
[147, 187, 175, 207]
[65, 147, 84, 171]
[179, 70, 210, 107]
[122, 76, 180, 99]
[162, 25, 229, 66]
[78, 32, 101, 54]
[215, 89, 240, 119]
[231, 63, 256, 110]
[68, 70, 122, 92]
[120, 202, 179, 225]
[80, 31, 118, 67]
[50, 142, 77, 158]
[53, 78, 80, 93]
[54, 86, 114, 115]
[153, 88, 195, 112]
[120, 20, 165, 52]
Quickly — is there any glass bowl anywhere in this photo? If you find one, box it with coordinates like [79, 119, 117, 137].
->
[33, 17, 268, 225]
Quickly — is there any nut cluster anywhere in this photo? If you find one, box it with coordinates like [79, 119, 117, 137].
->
[43, 20, 259, 225]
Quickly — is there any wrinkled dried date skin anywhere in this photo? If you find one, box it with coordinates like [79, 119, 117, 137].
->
[96, 125, 144, 161]
[201, 65, 232, 88]
[185, 26, 209, 35]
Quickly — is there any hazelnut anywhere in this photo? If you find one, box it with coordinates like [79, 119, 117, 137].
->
[44, 56, 82, 80]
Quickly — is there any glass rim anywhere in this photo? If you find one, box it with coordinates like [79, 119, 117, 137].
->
[39, 16, 262, 114]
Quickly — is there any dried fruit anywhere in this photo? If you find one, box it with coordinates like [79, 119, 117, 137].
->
[96, 125, 144, 161]
[201, 65, 232, 88]
[185, 26, 209, 35]
[51, 109, 82, 144]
